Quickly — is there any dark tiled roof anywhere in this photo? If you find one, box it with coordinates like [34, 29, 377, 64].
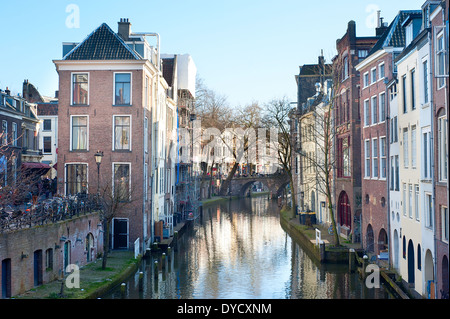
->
[37, 103, 58, 116]
[64, 23, 141, 60]
[368, 10, 422, 55]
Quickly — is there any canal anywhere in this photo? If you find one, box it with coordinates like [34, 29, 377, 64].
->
[103, 197, 392, 299]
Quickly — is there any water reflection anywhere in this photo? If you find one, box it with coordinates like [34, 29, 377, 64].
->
[104, 197, 390, 299]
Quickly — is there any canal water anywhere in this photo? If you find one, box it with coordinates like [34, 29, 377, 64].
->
[103, 197, 392, 299]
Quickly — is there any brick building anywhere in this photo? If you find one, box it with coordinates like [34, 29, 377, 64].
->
[53, 20, 162, 253]
[356, 10, 421, 255]
[332, 21, 380, 243]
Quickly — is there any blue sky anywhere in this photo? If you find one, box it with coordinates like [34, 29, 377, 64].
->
[0, 0, 426, 107]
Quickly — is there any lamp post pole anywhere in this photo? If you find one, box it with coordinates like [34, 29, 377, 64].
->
[94, 151, 104, 195]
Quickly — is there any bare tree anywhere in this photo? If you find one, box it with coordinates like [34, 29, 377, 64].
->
[262, 97, 295, 217]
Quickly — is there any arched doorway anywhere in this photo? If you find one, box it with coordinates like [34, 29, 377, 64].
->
[366, 224, 374, 253]
[378, 228, 388, 253]
[424, 249, 434, 298]
[407, 240, 415, 285]
[393, 229, 399, 270]
[338, 191, 351, 229]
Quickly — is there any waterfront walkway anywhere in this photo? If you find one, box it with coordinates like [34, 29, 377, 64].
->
[14, 250, 139, 299]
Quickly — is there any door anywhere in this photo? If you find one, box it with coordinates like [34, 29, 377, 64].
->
[33, 250, 43, 286]
[64, 241, 70, 273]
[407, 240, 415, 285]
[2, 259, 11, 298]
[113, 219, 128, 249]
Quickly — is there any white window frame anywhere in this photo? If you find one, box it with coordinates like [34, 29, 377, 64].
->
[378, 62, 385, 81]
[422, 129, 431, 180]
[112, 162, 132, 201]
[372, 137, 378, 178]
[379, 136, 386, 179]
[364, 139, 371, 178]
[403, 128, 409, 168]
[422, 59, 429, 106]
[364, 99, 370, 127]
[371, 95, 378, 125]
[370, 67, 377, 84]
[408, 184, 413, 219]
[379, 92, 386, 123]
[70, 72, 89, 106]
[403, 183, 407, 216]
[414, 184, 419, 221]
[64, 162, 89, 196]
[113, 72, 132, 106]
[112, 114, 132, 151]
[12, 122, 17, 146]
[363, 72, 369, 88]
[442, 206, 449, 243]
[411, 125, 417, 168]
[70, 115, 89, 151]
[435, 29, 447, 89]
[425, 192, 433, 229]
[438, 114, 448, 182]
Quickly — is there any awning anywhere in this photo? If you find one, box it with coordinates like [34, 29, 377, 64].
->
[22, 162, 51, 170]
[52, 162, 57, 170]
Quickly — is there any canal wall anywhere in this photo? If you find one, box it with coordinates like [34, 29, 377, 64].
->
[279, 207, 349, 264]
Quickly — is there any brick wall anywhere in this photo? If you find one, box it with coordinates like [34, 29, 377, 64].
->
[0, 212, 103, 297]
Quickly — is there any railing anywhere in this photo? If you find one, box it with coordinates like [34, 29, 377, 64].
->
[0, 194, 102, 233]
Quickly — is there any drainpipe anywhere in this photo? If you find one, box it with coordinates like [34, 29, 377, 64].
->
[384, 75, 391, 270]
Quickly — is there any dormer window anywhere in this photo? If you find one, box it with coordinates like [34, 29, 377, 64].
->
[405, 22, 413, 47]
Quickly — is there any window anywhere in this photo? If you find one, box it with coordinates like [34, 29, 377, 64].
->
[365, 139, 371, 178]
[379, 63, 385, 79]
[402, 75, 407, 113]
[145, 76, 149, 108]
[423, 131, 431, 179]
[442, 206, 449, 242]
[45, 249, 53, 271]
[438, 114, 448, 182]
[72, 73, 88, 105]
[43, 119, 51, 131]
[363, 72, 369, 87]
[65, 163, 88, 195]
[358, 50, 368, 59]
[426, 193, 433, 228]
[395, 156, 399, 191]
[390, 156, 395, 190]
[43, 136, 52, 154]
[343, 56, 349, 80]
[380, 137, 386, 179]
[379, 92, 386, 122]
[1, 121, 7, 145]
[11, 122, 17, 146]
[113, 163, 131, 201]
[144, 116, 148, 153]
[436, 32, 446, 88]
[389, 82, 397, 101]
[405, 23, 413, 46]
[371, 68, 377, 84]
[390, 116, 398, 143]
[423, 60, 429, 104]
[411, 126, 416, 168]
[71, 116, 88, 151]
[414, 185, 419, 220]
[114, 73, 131, 105]
[403, 184, 407, 216]
[411, 69, 416, 110]
[371, 96, 378, 125]
[342, 137, 350, 177]
[364, 99, 370, 126]
[408, 184, 413, 218]
[113, 115, 131, 151]
[372, 138, 378, 178]
[403, 128, 408, 168]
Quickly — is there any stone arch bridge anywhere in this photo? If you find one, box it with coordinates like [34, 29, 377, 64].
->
[228, 174, 290, 198]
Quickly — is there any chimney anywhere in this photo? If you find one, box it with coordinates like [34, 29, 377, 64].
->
[347, 20, 356, 42]
[375, 11, 388, 37]
[118, 18, 131, 41]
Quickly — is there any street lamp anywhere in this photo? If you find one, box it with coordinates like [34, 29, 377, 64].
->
[94, 150, 104, 195]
